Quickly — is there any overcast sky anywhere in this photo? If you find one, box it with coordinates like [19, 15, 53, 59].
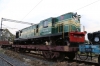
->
[0, 0, 100, 37]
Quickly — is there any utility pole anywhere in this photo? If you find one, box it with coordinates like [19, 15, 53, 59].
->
[1, 18, 3, 41]
[0, 18, 34, 41]
[1, 18, 3, 30]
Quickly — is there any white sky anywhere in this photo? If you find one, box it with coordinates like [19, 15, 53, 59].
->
[0, 0, 100, 38]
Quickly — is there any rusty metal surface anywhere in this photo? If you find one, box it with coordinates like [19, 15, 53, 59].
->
[12, 45, 78, 52]
[0, 41, 9, 45]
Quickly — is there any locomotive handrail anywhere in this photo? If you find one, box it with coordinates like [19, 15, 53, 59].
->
[62, 23, 64, 39]
[58, 24, 59, 33]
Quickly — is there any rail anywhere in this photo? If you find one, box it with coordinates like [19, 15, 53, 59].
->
[0, 55, 14, 66]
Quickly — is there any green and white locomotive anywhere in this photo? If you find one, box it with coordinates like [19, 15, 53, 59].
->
[14, 12, 84, 47]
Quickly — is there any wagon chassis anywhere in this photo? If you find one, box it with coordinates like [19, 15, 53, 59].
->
[12, 44, 78, 61]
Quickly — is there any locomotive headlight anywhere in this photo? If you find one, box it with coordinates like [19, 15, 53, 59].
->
[94, 37, 99, 42]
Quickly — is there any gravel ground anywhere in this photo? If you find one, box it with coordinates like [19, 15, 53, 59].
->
[4, 50, 56, 66]
[0, 48, 29, 66]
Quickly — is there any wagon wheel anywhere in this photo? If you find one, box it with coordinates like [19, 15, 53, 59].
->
[42, 51, 51, 60]
[19, 48, 26, 53]
[67, 52, 75, 60]
[78, 52, 89, 60]
[56, 52, 65, 61]
[42, 51, 65, 61]
[42, 51, 57, 60]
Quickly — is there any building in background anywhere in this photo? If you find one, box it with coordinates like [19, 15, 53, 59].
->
[0, 29, 15, 41]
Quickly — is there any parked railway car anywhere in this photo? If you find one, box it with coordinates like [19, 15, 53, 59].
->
[0, 41, 13, 49]
[79, 31, 100, 64]
[12, 12, 86, 61]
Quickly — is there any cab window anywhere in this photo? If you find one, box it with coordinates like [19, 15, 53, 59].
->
[43, 20, 48, 28]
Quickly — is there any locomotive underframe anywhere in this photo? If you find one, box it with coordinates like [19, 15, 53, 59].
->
[14, 32, 83, 47]
[14, 32, 68, 44]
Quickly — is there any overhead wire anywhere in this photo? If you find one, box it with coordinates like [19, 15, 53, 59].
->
[21, 0, 43, 20]
[74, 0, 100, 11]
[73, 0, 100, 32]
[21, 0, 99, 20]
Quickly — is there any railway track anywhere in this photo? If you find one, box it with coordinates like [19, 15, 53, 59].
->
[66, 59, 99, 66]
[22, 51, 100, 66]
[0, 55, 14, 66]
[3, 49, 100, 66]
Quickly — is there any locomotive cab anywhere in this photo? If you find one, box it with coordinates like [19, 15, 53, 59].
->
[16, 31, 19, 38]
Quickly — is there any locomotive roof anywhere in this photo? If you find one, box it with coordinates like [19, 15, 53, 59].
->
[40, 17, 53, 22]
[17, 24, 38, 32]
[16, 12, 76, 32]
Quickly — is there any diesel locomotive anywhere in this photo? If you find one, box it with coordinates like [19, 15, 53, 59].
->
[14, 12, 85, 46]
[1, 12, 86, 61]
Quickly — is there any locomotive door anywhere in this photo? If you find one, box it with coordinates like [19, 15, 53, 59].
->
[34, 29, 35, 35]
[58, 24, 63, 33]
[57, 23, 65, 45]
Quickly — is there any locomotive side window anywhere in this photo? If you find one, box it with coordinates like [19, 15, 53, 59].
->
[52, 18, 57, 27]
[36, 25, 38, 33]
[20, 30, 22, 36]
[43, 20, 48, 28]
